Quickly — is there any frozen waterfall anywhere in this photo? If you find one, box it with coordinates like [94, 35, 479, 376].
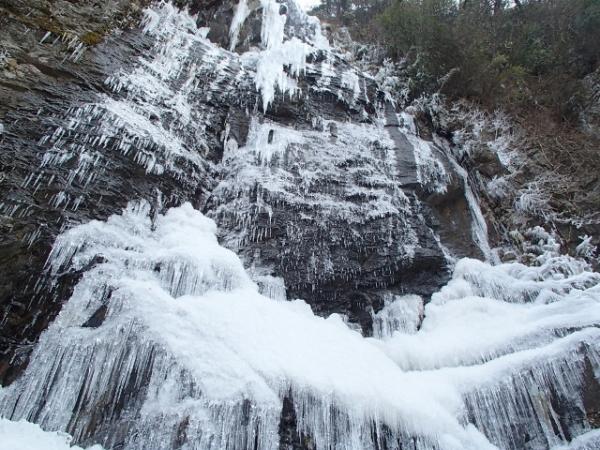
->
[1, 201, 599, 450]
[0, 1, 599, 450]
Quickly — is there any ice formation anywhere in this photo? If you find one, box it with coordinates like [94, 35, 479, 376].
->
[229, 0, 251, 51]
[371, 294, 424, 338]
[1, 200, 599, 450]
[1, 1, 599, 450]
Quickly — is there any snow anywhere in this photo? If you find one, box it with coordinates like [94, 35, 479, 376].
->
[0, 418, 103, 450]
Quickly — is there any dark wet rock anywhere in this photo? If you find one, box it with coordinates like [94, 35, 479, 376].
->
[583, 354, 600, 428]
[82, 304, 108, 328]
[279, 393, 311, 450]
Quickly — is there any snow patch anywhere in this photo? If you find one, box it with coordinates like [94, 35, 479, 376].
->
[0, 418, 103, 450]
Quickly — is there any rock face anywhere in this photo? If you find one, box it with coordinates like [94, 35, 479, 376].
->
[0, 0, 155, 384]
[0, 0, 485, 379]
[1, 1, 599, 450]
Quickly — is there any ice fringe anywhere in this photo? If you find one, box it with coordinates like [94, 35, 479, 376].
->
[1, 200, 599, 450]
[229, 0, 251, 51]
[371, 294, 424, 338]
[233, 0, 331, 111]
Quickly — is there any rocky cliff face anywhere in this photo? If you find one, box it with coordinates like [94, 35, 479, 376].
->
[0, 0, 485, 376]
[0, 1, 599, 450]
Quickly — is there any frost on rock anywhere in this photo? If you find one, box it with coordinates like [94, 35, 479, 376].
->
[207, 116, 431, 298]
[10, 2, 249, 220]
[1, 201, 599, 450]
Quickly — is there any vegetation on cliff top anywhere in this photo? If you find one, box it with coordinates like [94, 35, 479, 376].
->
[314, 0, 600, 121]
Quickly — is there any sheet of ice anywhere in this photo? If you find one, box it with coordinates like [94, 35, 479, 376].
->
[408, 134, 449, 193]
[0, 418, 103, 450]
[210, 116, 419, 262]
[396, 112, 448, 193]
[446, 145, 497, 262]
[341, 69, 361, 102]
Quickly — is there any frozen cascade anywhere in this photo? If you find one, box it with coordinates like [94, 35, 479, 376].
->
[1, 201, 599, 450]
[1, 1, 599, 449]
[0, 202, 492, 450]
